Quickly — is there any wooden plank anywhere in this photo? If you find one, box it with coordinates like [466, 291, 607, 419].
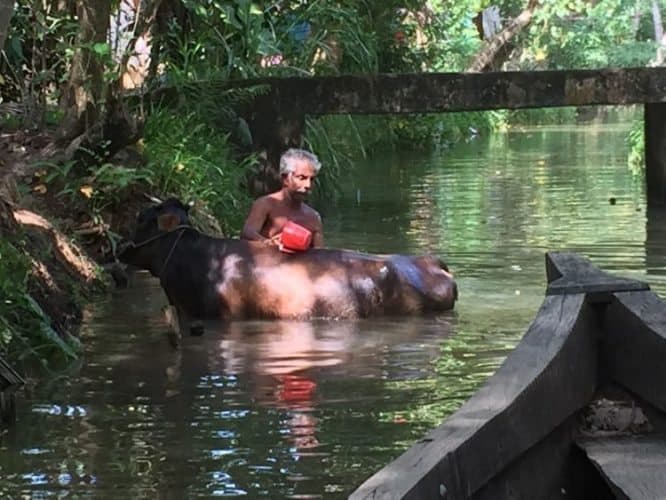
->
[205, 67, 666, 115]
[472, 417, 615, 500]
[603, 290, 666, 412]
[0, 355, 24, 391]
[0, 391, 16, 425]
[545, 252, 649, 298]
[0, 356, 23, 426]
[351, 293, 598, 500]
[577, 436, 666, 500]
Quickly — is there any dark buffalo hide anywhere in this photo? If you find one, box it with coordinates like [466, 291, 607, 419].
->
[119, 199, 458, 321]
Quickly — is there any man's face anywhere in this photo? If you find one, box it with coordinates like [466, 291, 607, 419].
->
[283, 159, 317, 200]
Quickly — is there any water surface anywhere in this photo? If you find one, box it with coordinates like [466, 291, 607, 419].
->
[3, 116, 666, 498]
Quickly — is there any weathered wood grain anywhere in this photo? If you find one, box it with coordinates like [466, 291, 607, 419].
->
[577, 436, 666, 500]
[472, 417, 616, 500]
[545, 252, 649, 299]
[603, 290, 666, 412]
[351, 253, 666, 499]
[0, 355, 23, 391]
[0, 355, 24, 426]
[351, 293, 598, 500]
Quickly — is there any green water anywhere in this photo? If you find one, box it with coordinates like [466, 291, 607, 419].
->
[2, 117, 666, 498]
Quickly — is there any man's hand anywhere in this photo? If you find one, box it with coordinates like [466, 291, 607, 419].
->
[263, 233, 281, 246]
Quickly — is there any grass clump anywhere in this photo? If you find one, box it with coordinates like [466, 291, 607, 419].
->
[142, 107, 254, 235]
[0, 237, 80, 370]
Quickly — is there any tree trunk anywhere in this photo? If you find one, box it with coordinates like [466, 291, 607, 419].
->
[0, 0, 13, 53]
[652, 0, 664, 42]
[57, 0, 112, 144]
[632, 2, 643, 35]
[113, 0, 164, 90]
[466, 0, 539, 73]
[652, 0, 666, 65]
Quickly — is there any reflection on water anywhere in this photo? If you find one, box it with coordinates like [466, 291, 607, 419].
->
[4, 116, 666, 498]
[0, 274, 457, 498]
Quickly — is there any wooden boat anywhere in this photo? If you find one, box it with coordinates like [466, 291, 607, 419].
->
[351, 252, 666, 500]
[0, 355, 24, 426]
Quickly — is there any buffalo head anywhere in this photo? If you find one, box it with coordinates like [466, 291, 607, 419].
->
[118, 198, 192, 275]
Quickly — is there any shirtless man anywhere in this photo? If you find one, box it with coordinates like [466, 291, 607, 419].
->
[241, 148, 324, 248]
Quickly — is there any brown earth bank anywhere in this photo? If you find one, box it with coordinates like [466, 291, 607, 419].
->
[0, 127, 222, 349]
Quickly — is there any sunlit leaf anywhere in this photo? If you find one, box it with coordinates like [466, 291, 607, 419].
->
[92, 42, 110, 56]
[33, 184, 47, 194]
[79, 185, 94, 198]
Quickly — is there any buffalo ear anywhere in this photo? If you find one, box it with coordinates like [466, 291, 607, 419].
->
[157, 213, 181, 232]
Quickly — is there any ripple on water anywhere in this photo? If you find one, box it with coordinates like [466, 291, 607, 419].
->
[5, 120, 666, 498]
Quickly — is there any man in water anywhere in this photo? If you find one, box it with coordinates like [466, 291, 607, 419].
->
[241, 148, 324, 248]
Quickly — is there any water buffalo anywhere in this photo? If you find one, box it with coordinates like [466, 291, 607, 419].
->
[118, 199, 457, 327]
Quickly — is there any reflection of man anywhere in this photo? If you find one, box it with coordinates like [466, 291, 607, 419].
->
[241, 148, 324, 248]
[275, 373, 320, 450]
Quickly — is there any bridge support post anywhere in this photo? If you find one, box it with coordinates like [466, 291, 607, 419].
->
[246, 93, 305, 196]
[645, 103, 666, 205]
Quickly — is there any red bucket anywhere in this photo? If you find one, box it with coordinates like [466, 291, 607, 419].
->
[280, 220, 312, 252]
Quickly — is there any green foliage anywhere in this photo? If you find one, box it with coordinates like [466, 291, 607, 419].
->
[388, 111, 504, 148]
[279, 2, 379, 75]
[142, 106, 253, 233]
[156, 0, 380, 81]
[1, 2, 79, 112]
[506, 107, 578, 126]
[43, 158, 153, 212]
[303, 115, 361, 202]
[0, 238, 79, 367]
[524, 0, 657, 70]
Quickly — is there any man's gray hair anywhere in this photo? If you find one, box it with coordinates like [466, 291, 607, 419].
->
[279, 148, 322, 176]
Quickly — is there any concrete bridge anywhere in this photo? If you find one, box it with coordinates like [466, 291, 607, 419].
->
[213, 66, 666, 203]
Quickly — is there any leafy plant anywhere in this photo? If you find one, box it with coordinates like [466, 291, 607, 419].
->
[507, 107, 577, 126]
[0, 238, 79, 367]
[42, 158, 153, 217]
[142, 106, 253, 233]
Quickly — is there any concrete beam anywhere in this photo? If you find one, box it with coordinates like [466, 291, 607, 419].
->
[226, 67, 666, 115]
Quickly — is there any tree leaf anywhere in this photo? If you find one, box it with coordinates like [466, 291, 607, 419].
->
[79, 185, 94, 198]
[92, 42, 110, 56]
[23, 295, 78, 359]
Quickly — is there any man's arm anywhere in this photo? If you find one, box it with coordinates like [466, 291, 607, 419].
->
[311, 212, 324, 248]
[241, 198, 274, 243]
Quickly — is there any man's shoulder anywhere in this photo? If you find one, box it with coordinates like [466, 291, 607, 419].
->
[303, 203, 321, 218]
[302, 204, 322, 228]
[253, 192, 281, 206]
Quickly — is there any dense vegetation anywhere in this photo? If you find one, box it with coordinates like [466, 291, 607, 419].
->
[0, 0, 663, 364]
